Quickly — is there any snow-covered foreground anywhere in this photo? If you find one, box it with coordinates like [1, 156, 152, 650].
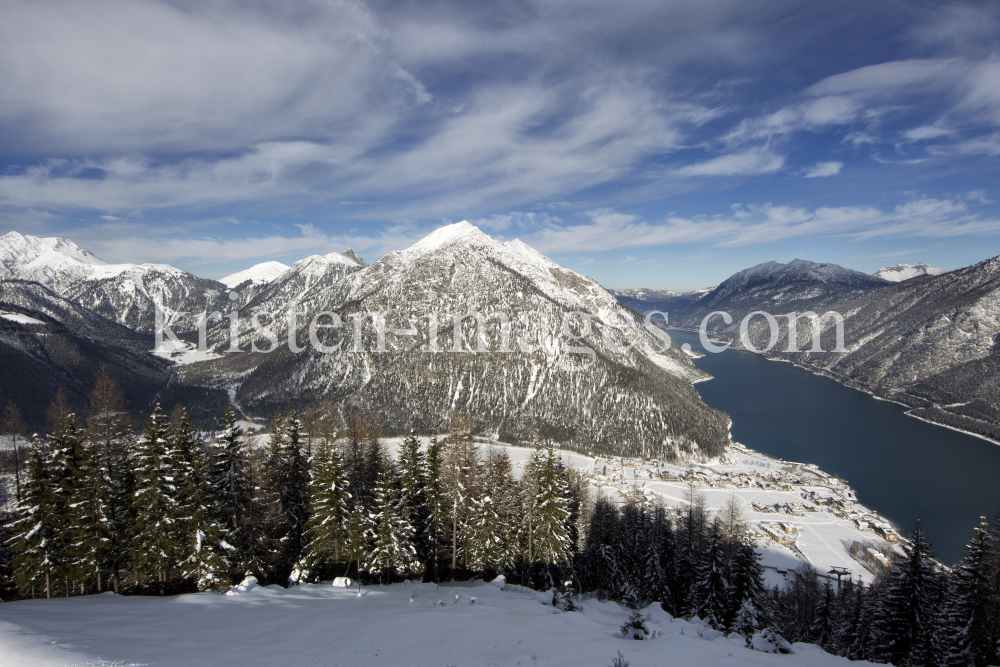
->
[0, 579, 870, 667]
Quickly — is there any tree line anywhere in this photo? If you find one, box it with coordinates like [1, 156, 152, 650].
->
[1, 372, 999, 665]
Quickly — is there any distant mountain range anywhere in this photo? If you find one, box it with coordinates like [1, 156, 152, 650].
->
[615, 257, 1000, 441]
[0, 225, 729, 459]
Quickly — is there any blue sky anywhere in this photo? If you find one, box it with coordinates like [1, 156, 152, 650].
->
[1, 0, 999, 290]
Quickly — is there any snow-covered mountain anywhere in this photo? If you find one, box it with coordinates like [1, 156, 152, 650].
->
[0, 231, 230, 333]
[668, 259, 891, 332]
[220, 261, 290, 288]
[189, 222, 729, 459]
[0, 231, 107, 290]
[873, 263, 948, 282]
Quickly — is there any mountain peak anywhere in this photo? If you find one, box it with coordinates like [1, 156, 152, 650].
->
[343, 249, 368, 267]
[220, 261, 290, 289]
[409, 221, 489, 254]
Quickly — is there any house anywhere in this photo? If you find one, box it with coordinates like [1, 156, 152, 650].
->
[874, 525, 899, 542]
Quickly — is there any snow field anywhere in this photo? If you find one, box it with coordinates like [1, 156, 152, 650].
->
[0, 579, 872, 667]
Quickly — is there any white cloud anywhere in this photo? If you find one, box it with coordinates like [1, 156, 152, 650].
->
[803, 161, 843, 178]
[523, 196, 1000, 253]
[674, 148, 784, 177]
[902, 125, 953, 141]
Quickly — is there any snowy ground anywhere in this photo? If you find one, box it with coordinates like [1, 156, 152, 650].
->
[150, 339, 222, 365]
[0, 579, 872, 667]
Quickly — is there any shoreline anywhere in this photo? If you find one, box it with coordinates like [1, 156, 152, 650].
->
[667, 327, 1000, 447]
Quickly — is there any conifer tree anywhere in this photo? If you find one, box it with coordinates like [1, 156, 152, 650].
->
[422, 436, 447, 582]
[302, 440, 350, 577]
[466, 493, 504, 573]
[526, 446, 572, 571]
[130, 405, 180, 594]
[396, 432, 431, 566]
[877, 520, 941, 665]
[442, 413, 477, 574]
[211, 405, 251, 582]
[694, 519, 729, 630]
[45, 411, 86, 596]
[171, 408, 227, 590]
[727, 528, 766, 634]
[82, 369, 134, 593]
[810, 580, 836, 649]
[342, 503, 374, 581]
[275, 410, 310, 582]
[940, 517, 998, 667]
[10, 440, 63, 598]
[70, 428, 114, 594]
[367, 465, 420, 581]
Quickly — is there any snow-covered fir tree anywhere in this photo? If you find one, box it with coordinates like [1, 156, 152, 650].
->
[876, 520, 942, 665]
[81, 370, 135, 594]
[210, 405, 252, 582]
[523, 446, 572, 570]
[366, 465, 420, 581]
[939, 516, 998, 667]
[694, 519, 729, 630]
[10, 440, 63, 597]
[170, 408, 227, 590]
[302, 440, 350, 577]
[130, 405, 180, 594]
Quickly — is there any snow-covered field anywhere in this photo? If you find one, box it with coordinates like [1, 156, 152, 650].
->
[0, 578, 870, 667]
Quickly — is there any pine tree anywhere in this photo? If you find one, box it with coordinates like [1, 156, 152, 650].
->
[809, 580, 836, 649]
[342, 503, 374, 581]
[366, 464, 420, 581]
[442, 413, 478, 575]
[876, 520, 941, 665]
[275, 411, 310, 582]
[171, 408, 227, 590]
[396, 432, 431, 568]
[466, 493, 504, 573]
[526, 446, 572, 574]
[302, 440, 351, 578]
[674, 484, 708, 617]
[82, 370, 135, 594]
[46, 411, 86, 597]
[694, 519, 729, 630]
[422, 436, 448, 582]
[941, 517, 998, 667]
[10, 440, 63, 598]
[584, 496, 619, 598]
[130, 405, 180, 594]
[69, 428, 114, 594]
[728, 532, 766, 635]
[210, 405, 252, 583]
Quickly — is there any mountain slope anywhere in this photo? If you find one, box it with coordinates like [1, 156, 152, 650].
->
[190, 222, 729, 459]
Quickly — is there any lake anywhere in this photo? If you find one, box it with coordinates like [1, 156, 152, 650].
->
[667, 328, 1000, 566]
